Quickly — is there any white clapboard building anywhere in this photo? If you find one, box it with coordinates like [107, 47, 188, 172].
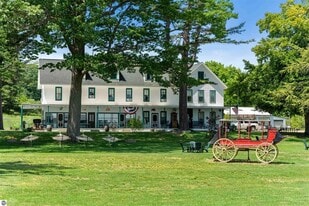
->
[37, 59, 227, 130]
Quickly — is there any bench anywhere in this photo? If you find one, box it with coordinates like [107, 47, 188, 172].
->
[303, 139, 309, 150]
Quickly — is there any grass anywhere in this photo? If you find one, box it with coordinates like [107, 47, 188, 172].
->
[3, 113, 40, 130]
[0, 130, 308, 205]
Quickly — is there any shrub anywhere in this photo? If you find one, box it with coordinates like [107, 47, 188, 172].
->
[128, 118, 143, 131]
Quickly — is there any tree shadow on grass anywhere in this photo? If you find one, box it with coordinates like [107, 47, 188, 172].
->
[284, 137, 307, 143]
[11, 141, 184, 154]
[0, 131, 209, 154]
[0, 161, 73, 176]
[223, 159, 295, 165]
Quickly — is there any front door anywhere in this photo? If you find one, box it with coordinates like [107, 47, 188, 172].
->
[171, 112, 178, 128]
[58, 113, 64, 128]
[152, 113, 159, 128]
[88, 112, 96, 128]
[119, 114, 125, 128]
[198, 111, 205, 128]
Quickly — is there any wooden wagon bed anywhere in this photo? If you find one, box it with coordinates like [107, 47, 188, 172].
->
[212, 125, 284, 163]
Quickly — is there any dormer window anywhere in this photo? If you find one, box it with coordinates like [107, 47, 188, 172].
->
[198, 71, 204, 80]
[145, 73, 153, 81]
[110, 71, 119, 80]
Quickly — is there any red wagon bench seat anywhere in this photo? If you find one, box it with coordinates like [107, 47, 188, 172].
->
[231, 128, 283, 148]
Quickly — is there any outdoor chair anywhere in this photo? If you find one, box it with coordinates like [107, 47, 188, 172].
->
[180, 142, 189, 152]
[194, 142, 203, 153]
[189, 141, 196, 152]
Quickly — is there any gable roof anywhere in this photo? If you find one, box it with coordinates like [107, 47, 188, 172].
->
[38, 59, 159, 87]
[190, 62, 227, 89]
[38, 59, 226, 89]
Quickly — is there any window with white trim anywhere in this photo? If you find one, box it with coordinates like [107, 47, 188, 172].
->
[88, 87, 95, 99]
[210, 90, 216, 103]
[55, 87, 62, 101]
[198, 90, 204, 103]
[198, 71, 204, 80]
[143, 88, 150, 102]
[160, 89, 167, 102]
[126, 88, 132, 102]
[145, 73, 153, 81]
[187, 89, 193, 103]
[108, 88, 115, 101]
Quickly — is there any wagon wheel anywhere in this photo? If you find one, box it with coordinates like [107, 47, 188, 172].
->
[212, 138, 237, 162]
[255, 142, 278, 163]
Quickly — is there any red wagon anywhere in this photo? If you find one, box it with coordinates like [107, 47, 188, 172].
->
[212, 120, 284, 163]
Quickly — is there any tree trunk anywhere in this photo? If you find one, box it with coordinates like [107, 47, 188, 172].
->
[0, 87, 4, 130]
[179, 84, 188, 131]
[305, 108, 309, 135]
[67, 69, 83, 140]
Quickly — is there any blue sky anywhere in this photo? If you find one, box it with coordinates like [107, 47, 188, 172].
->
[40, 0, 288, 69]
[199, 0, 288, 69]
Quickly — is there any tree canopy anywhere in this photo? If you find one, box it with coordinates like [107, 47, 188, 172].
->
[26, 0, 158, 138]
[20, 0, 246, 134]
[138, 0, 246, 130]
[249, 0, 309, 134]
[0, 0, 43, 129]
[0, 0, 255, 134]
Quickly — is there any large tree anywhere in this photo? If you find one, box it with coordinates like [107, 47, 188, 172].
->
[283, 48, 309, 133]
[140, 0, 246, 131]
[250, 0, 309, 134]
[19, 63, 41, 103]
[28, 0, 155, 138]
[0, 0, 43, 130]
[15, 0, 245, 135]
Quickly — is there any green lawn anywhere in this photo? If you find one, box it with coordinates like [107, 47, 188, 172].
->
[0, 131, 308, 206]
[3, 114, 40, 130]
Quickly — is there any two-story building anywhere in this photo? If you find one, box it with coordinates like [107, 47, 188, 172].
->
[38, 59, 227, 130]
